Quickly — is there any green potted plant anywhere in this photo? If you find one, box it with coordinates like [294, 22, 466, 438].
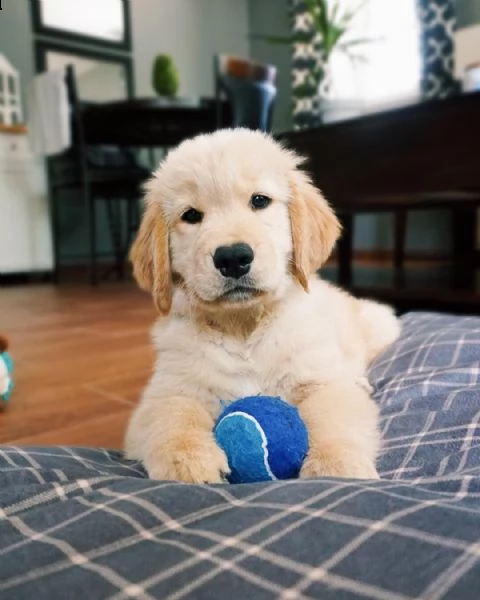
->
[303, 0, 372, 98]
[252, 0, 374, 115]
[152, 54, 179, 98]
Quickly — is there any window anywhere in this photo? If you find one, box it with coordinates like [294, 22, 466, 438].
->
[330, 0, 421, 111]
[44, 49, 130, 102]
[8, 75, 16, 95]
[30, 0, 131, 51]
[40, 0, 125, 43]
[30, 0, 133, 101]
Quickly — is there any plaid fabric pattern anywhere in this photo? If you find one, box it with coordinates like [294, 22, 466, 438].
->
[1, 312, 480, 600]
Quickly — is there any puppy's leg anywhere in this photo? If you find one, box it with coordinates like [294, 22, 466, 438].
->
[357, 299, 401, 364]
[125, 396, 229, 484]
[296, 381, 380, 480]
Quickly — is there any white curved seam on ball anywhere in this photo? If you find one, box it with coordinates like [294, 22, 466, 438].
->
[218, 412, 278, 481]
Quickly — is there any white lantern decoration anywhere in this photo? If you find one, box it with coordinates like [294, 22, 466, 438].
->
[0, 54, 23, 126]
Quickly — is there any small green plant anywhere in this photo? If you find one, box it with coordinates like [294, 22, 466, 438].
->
[152, 54, 179, 97]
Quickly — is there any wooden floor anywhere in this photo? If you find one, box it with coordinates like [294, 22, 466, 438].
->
[0, 284, 155, 449]
[1, 258, 478, 450]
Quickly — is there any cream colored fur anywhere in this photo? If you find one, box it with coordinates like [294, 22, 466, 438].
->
[125, 128, 400, 483]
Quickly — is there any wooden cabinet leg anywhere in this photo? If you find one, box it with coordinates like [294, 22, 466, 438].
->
[394, 210, 407, 271]
[394, 209, 408, 288]
[452, 206, 476, 290]
[337, 213, 354, 288]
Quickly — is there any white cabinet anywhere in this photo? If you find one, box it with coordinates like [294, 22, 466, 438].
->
[0, 131, 53, 274]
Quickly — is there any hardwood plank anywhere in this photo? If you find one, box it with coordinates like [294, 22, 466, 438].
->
[87, 370, 152, 405]
[0, 389, 128, 444]
[8, 411, 133, 449]
[0, 284, 153, 448]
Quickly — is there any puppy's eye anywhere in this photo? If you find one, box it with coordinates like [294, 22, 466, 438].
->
[250, 194, 272, 210]
[181, 208, 203, 224]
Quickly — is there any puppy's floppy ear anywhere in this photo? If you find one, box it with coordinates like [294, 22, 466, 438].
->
[129, 196, 172, 315]
[289, 170, 341, 291]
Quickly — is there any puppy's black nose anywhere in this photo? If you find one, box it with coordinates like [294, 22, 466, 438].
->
[213, 243, 254, 279]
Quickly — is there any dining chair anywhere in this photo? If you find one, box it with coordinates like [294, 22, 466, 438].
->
[45, 66, 149, 284]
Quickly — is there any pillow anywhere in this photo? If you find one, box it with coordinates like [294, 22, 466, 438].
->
[371, 312, 480, 486]
[1, 312, 480, 600]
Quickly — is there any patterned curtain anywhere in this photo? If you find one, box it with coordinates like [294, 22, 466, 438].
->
[290, 0, 325, 130]
[417, 0, 458, 99]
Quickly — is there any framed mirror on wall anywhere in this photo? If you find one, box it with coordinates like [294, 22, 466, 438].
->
[35, 43, 134, 102]
[30, 0, 131, 51]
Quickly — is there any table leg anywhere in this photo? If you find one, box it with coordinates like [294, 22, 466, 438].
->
[394, 209, 408, 288]
[451, 206, 477, 290]
[337, 213, 354, 288]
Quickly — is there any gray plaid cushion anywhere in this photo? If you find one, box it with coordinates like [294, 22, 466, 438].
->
[1, 312, 480, 600]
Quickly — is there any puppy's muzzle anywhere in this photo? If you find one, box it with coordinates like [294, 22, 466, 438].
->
[213, 243, 254, 279]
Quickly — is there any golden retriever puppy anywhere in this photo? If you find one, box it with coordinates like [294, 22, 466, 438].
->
[125, 128, 400, 483]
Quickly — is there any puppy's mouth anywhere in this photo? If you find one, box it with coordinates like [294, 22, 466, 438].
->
[220, 286, 262, 302]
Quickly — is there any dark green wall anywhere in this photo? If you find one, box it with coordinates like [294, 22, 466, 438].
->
[248, 0, 292, 132]
[457, 0, 480, 28]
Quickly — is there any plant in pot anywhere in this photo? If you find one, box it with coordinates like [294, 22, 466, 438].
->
[252, 0, 374, 121]
[152, 54, 179, 99]
[304, 0, 371, 98]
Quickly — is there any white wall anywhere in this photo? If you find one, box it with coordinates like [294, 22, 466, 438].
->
[455, 24, 480, 79]
[132, 0, 249, 99]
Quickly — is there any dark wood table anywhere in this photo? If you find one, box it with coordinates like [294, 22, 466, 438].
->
[279, 92, 480, 313]
[80, 97, 231, 147]
[44, 97, 231, 284]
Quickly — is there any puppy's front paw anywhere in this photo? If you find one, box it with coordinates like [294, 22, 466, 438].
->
[146, 434, 230, 484]
[300, 444, 379, 480]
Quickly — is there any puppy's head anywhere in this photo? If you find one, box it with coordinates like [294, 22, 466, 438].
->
[131, 129, 340, 315]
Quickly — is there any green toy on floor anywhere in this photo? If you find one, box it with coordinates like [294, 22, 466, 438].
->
[0, 336, 14, 406]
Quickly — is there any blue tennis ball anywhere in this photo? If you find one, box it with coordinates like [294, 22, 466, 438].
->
[214, 396, 309, 484]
